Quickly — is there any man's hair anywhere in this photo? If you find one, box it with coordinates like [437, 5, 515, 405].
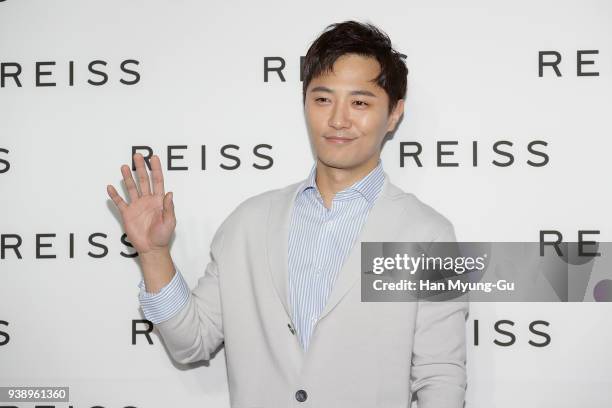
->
[302, 20, 408, 114]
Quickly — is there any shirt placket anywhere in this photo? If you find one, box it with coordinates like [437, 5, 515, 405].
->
[304, 195, 334, 349]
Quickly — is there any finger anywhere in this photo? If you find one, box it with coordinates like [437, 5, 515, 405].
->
[107, 184, 128, 212]
[162, 192, 175, 225]
[134, 153, 152, 196]
[121, 163, 140, 201]
[150, 154, 165, 196]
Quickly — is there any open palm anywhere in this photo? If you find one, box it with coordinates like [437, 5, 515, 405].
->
[106, 153, 175, 255]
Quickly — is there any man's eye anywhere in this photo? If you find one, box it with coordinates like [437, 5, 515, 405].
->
[315, 97, 329, 103]
[353, 100, 368, 107]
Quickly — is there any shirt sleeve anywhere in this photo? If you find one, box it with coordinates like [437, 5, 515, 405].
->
[137, 263, 191, 324]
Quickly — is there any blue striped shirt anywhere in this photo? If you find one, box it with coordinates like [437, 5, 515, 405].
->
[288, 161, 384, 350]
[138, 161, 385, 351]
[137, 268, 190, 324]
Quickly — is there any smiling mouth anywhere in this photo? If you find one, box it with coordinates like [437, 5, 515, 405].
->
[323, 136, 356, 144]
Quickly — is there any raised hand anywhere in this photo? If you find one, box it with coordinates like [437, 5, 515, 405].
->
[107, 153, 176, 256]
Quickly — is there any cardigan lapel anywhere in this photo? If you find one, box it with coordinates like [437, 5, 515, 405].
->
[266, 181, 304, 325]
[316, 175, 401, 321]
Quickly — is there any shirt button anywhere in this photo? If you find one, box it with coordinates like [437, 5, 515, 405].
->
[295, 389, 308, 402]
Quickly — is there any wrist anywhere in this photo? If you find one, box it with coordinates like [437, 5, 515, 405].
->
[139, 247, 176, 294]
[139, 247, 171, 264]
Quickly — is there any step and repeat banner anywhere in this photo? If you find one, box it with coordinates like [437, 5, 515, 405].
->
[1, 0, 611, 407]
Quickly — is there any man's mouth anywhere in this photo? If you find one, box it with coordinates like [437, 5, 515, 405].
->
[323, 136, 356, 144]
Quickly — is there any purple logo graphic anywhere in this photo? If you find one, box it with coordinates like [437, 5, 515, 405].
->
[594, 279, 612, 301]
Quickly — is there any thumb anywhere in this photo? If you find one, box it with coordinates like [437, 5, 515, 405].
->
[162, 192, 175, 224]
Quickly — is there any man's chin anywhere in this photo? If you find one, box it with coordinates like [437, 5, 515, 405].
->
[317, 157, 363, 171]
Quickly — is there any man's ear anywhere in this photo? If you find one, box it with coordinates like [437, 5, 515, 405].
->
[386, 99, 405, 133]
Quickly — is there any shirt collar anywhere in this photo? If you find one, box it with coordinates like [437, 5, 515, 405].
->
[299, 160, 385, 203]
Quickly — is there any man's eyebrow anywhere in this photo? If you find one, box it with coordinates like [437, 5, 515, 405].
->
[310, 86, 377, 97]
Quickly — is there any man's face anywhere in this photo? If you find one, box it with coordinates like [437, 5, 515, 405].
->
[304, 53, 404, 172]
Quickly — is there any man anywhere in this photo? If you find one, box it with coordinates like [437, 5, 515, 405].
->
[107, 20, 467, 408]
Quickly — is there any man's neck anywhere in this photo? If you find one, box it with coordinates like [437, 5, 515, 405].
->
[315, 158, 379, 209]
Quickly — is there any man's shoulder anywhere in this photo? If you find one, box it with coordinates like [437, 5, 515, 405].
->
[238, 179, 302, 210]
[220, 179, 303, 228]
[383, 179, 454, 237]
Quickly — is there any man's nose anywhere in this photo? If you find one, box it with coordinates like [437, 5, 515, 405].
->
[328, 102, 351, 129]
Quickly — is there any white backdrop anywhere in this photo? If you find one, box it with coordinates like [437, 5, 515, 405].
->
[1, 0, 611, 407]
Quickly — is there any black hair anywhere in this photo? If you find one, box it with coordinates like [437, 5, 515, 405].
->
[302, 20, 408, 114]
